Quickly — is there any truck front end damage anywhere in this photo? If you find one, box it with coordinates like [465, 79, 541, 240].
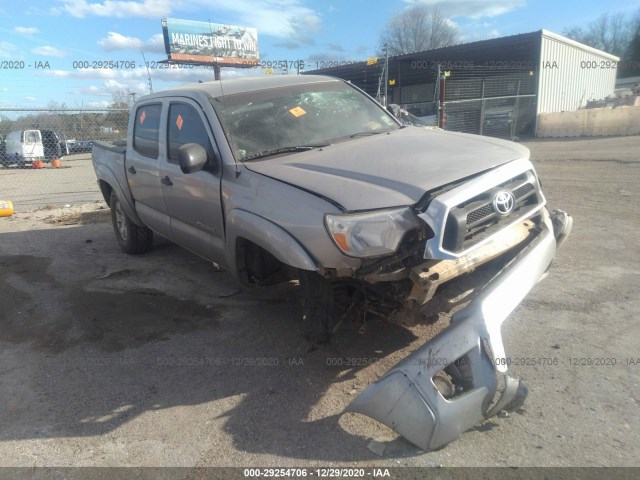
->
[340, 159, 573, 451]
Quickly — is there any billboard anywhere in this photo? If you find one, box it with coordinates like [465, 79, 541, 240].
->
[162, 18, 258, 67]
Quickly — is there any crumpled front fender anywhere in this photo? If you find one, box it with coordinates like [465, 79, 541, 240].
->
[345, 209, 572, 451]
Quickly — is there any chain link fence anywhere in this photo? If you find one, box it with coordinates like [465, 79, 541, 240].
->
[0, 108, 130, 210]
[0, 70, 538, 211]
[386, 65, 537, 139]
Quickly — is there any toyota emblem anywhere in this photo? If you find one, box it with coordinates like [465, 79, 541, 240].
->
[493, 190, 515, 215]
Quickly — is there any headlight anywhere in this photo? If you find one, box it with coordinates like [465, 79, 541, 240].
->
[325, 207, 420, 258]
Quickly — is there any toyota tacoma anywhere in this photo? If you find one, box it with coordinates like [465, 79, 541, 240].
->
[92, 75, 572, 451]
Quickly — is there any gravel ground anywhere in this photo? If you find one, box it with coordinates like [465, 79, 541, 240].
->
[0, 136, 638, 468]
[0, 153, 100, 210]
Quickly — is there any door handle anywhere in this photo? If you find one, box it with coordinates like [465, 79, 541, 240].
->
[161, 175, 173, 186]
[127, 165, 136, 174]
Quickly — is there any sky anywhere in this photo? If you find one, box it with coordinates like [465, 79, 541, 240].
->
[0, 0, 636, 109]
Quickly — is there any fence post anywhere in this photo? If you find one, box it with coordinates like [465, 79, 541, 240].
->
[511, 78, 521, 140]
[479, 77, 486, 136]
[438, 68, 446, 129]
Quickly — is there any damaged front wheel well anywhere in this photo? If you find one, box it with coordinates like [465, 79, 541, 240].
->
[235, 238, 289, 286]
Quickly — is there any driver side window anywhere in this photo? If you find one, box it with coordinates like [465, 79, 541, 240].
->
[167, 103, 214, 165]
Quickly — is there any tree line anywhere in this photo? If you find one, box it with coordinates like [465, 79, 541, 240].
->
[379, 6, 640, 77]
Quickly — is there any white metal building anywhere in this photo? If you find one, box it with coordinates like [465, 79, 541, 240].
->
[537, 29, 619, 116]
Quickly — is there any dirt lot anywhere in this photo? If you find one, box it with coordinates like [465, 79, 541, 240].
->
[0, 136, 639, 468]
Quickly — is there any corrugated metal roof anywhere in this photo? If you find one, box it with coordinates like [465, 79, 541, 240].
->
[305, 31, 543, 96]
[391, 31, 541, 63]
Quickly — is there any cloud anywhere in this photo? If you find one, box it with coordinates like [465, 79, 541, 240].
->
[307, 51, 347, 63]
[67, 1, 322, 43]
[60, 67, 258, 100]
[0, 41, 18, 58]
[62, 0, 172, 18]
[86, 100, 112, 107]
[97, 32, 166, 53]
[145, 34, 166, 54]
[455, 18, 503, 42]
[273, 40, 303, 49]
[402, 0, 525, 18]
[190, 0, 322, 43]
[42, 65, 255, 86]
[31, 46, 67, 57]
[25, 96, 37, 101]
[72, 80, 148, 97]
[98, 32, 143, 51]
[326, 42, 344, 52]
[14, 26, 39, 35]
[27, 6, 62, 15]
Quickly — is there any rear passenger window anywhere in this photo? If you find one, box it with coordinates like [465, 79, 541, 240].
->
[167, 103, 214, 164]
[133, 104, 162, 158]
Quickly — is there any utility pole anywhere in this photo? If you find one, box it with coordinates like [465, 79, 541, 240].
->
[383, 43, 389, 106]
[140, 50, 153, 93]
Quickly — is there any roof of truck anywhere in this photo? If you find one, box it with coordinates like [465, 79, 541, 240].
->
[140, 74, 341, 101]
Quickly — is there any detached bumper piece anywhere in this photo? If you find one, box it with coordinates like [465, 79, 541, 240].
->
[345, 209, 572, 452]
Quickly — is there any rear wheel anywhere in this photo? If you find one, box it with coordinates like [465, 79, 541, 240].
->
[110, 191, 153, 254]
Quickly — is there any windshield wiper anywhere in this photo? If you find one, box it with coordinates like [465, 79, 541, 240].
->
[349, 129, 392, 138]
[242, 144, 330, 161]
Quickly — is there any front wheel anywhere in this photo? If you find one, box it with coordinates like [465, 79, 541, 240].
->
[110, 190, 153, 254]
[299, 270, 341, 344]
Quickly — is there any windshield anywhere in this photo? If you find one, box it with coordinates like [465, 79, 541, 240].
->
[210, 81, 399, 161]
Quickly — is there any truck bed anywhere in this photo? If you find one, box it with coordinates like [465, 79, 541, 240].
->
[92, 141, 132, 211]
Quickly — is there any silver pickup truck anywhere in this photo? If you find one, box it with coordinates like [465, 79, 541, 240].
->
[92, 74, 572, 452]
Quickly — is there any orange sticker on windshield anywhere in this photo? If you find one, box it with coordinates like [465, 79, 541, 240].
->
[289, 106, 306, 117]
[176, 114, 184, 130]
[139, 110, 146, 124]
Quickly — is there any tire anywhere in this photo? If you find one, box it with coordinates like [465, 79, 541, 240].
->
[299, 270, 337, 344]
[110, 191, 153, 254]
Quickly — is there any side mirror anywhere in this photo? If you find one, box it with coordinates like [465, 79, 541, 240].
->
[178, 143, 208, 174]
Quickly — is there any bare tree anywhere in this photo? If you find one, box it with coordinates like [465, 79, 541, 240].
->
[564, 12, 634, 58]
[380, 6, 459, 56]
[110, 89, 135, 109]
[104, 90, 133, 138]
[622, 17, 640, 76]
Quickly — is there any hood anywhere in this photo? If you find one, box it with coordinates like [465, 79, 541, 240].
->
[244, 127, 530, 211]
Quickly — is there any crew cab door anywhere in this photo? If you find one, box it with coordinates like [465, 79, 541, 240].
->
[126, 102, 171, 237]
[159, 98, 226, 264]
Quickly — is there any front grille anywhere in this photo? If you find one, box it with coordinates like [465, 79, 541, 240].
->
[466, 203, 494, 225]
[442, 171, 542, 253]
[513, 183, 535, 199]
